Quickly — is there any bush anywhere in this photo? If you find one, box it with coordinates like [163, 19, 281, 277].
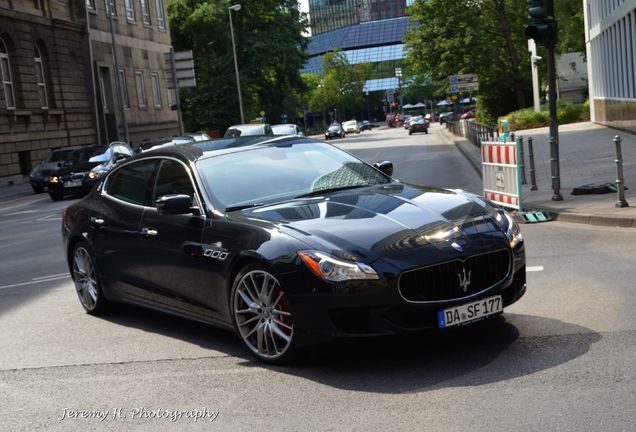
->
[500, 100, 590, 130]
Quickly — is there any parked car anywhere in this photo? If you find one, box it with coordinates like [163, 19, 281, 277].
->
[62, 135, 526, 364]
[439, 112, 456, 124]
[224, 124, 273, 138]
[359, 120, 372, 131]
[461, 109, 476, 120]
[324, 124, 346, 139]
[408, 117, 430, 135]
[271, 124, 304, 136]
[29, 147, 77, 193]
[342, 120, 360, 134]
[47, 142, 133, 201]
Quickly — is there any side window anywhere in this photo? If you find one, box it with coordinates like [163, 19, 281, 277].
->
[105, 160, 157, 206]
[152, 159, 195, 202]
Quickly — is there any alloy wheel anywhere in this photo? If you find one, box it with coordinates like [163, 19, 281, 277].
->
[233, 269, 293, 360]
[73, 246, 98, 311]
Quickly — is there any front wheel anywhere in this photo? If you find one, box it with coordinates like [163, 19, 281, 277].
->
[72, 242, 109, 315]
[231, 264, 299, 364]
[32, 185, 44, 194]
[49, 189, 64, 201]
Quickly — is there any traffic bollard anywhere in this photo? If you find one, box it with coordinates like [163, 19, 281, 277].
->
[517, 136, 527, 185]
[613, 135, 629, 208]
[528, 137, 538, 191]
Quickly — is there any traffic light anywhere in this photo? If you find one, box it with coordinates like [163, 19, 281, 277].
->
[524, 0, 557, 47]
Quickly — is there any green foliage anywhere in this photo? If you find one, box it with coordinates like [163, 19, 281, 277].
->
[305, 50, 372, 121]
[168, 0, 308, 132]
[555, 0, 585, 54]
[501, 101, 589, 130]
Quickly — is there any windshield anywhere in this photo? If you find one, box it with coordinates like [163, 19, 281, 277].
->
[196, 142, 391, 209]
[46, 149, 73, 163]
[328, 126, 340, 131]
[65, 147, 108, 164]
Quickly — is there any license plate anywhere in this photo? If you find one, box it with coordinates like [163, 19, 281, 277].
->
[63, 180, 82, 188]
[438, 295, 502, 329]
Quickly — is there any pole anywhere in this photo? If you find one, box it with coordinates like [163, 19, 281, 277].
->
[106, 2, 129, 143]
[613, 135, 629, 207]
[528, 39, 541, 113]
[547, 43, 562, 201]
[528, 136, 538, 191]
[84, 2, 102, 145]
[169, 47, 184, 135]
[365, 91, 370, 121]
[228, 7, 245, 124]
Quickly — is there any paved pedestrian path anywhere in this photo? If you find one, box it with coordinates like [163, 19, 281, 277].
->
[443, 121, 636, 227]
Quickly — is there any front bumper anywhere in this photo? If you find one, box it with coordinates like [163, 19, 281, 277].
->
[281, 244, 526, 346]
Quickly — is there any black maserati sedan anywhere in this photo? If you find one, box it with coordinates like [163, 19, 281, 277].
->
[62, 136, 526, 363]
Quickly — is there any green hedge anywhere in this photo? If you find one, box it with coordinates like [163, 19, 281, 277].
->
[500, 100, 590, 130]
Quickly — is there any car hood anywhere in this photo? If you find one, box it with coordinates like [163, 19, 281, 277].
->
[52, 161, 102, 176]
[32, 162, 62, 176]
[235, 183, 506, 262]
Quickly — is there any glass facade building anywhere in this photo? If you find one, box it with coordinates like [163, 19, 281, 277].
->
[309, 0, 407, 35]
[302, 11, 412, 93]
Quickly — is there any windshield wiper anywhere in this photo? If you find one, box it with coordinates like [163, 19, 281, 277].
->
[294, 184, 371, 199]
[224, 203, 266, 212]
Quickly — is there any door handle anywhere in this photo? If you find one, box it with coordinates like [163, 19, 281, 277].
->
[90, 216, 104, 225]
[141, 227, 158, 236]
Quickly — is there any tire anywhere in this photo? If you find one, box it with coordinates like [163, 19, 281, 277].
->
[424, 129, 428, 134]
[230, 264, 300, 364]
[31, 185, 44, 194]
[49, 189, 64, 201]
[71, 241, 109, 315]
[408, 131, 412, 135]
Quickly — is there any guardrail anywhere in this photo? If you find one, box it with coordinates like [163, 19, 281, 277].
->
[446, 120, 499, 147]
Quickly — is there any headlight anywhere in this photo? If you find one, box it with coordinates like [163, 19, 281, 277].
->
[49, 176, 59, 184]
[88, 170, 103, 180]
[298, 251, 379, 282]
[497, 211, 523, 248]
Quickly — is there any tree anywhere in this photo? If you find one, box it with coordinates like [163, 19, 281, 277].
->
[305, 50, 371, 122]
[168, 0, 308, 132]
[405, 0, 532, 122]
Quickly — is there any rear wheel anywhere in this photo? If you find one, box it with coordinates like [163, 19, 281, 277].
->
[231, 264, 299, 364]
[72, 242, 109, 315]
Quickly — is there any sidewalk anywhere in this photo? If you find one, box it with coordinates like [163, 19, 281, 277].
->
[443, 121, 636, 228]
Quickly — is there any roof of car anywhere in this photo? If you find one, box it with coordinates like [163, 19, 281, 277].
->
[130, 135, 324, 164]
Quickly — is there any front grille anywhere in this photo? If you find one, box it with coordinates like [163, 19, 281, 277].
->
[398, 249, 511, 302]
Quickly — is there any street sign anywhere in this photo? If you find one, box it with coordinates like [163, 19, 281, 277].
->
[395, 67, 402, 77]
[164, 49, 196, 89]
[449, 74, 479, 84]
[451, 82, 480, 93]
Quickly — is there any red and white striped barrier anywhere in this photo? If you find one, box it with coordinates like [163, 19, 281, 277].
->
[481, 141, 523, 210]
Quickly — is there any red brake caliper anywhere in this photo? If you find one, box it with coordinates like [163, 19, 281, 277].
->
[274, 288, 292, 335]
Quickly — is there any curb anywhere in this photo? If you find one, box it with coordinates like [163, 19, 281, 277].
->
[442, 129, 636, 229]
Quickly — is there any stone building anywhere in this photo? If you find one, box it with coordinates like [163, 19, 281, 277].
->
[0, 0, 179, 187]
[0, 0, 96, 186]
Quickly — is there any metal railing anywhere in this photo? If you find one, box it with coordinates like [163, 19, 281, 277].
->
[447, 120, 499, 147]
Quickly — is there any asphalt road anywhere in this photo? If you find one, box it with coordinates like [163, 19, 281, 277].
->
[1, 125, 635, 431]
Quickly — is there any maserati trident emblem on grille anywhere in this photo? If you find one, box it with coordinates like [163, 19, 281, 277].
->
[458, 267, 472, 292]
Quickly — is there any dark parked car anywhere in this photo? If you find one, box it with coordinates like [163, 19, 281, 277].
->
[62, 136, 526, 364]
[48, 142, 133, 201]
[29, 147, 76, 193]
[359, 120, 372, 131]
[408, 117, 429, 135]
[324, 124, 345, 139]
[439, 112, 456, 124]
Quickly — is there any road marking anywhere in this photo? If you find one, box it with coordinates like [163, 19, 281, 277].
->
[527, 266, 544, 272]
[36, 214, 63, 222]
[4, 210, 39, 216]
[32, 273, 68, 280]
[0, 275, 70, 291]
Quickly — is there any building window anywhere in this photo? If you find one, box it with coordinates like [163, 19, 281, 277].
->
[155, 0, 166, 29]
[150, 72, 162, 108]
[125, 0, 135, 21]
[86, 0, 96, 10]
[104, 0, 117, 16]
[119, 69, 129, 108]
[167, 86, 175, 109]
[34, 44, 48, 109]
[0, 37, 16, 110]
[134, 71, 146, 108]
[140, 0, 151, 24]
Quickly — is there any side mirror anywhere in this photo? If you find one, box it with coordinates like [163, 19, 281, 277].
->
[156, 194, 193, 215]
[373, 160, 393, 177]
[115, 153, 128, 161]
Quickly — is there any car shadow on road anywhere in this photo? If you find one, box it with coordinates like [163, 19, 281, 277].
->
[253, 313, 602, 394]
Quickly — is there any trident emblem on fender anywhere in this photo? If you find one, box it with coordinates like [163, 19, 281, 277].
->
[458, 267, 472, 292]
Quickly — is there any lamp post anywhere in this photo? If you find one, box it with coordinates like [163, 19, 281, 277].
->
[228, 4, 244, 124]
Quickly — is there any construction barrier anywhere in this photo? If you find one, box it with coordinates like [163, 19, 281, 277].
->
[481, 136, 523, 211]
